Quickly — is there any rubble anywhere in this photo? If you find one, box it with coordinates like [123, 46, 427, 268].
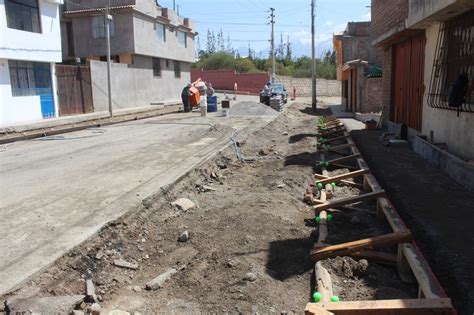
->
[5, 295, 84, 314]
[113, 259, 139, 270]
[109, 310, 131, 315]
[243, 272, 257, 282]
[86, 279, 98, 303]
[145, 268, 178, 290]
[171, 198, 195, 211]
[178, 230, 190, 242]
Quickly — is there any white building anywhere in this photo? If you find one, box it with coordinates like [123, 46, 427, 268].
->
[0, 0, 63, 127]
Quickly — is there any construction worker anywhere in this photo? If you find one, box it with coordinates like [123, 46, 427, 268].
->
[206, 82, 215, 97]
[181, 83, 193, 112]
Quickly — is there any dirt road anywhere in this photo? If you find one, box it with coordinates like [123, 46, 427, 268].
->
[4, 101, 417, 313]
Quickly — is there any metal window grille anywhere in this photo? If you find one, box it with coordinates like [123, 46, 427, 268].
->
[8, 61, 52, 97]
[427, 10, 474, 112]
[153, 58, 161, 77]
[4, 0, 41, 33]
[174, 61, 181, 78]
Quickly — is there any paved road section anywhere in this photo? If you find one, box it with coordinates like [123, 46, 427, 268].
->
[0, 101, 278, 295]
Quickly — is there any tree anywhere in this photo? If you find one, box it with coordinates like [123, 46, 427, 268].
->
[285, 34, 292, 61]
[226, 34, 233, 54]
[247, 43, 254, 60]
[206, 29, 216, 54]
[235, 58, 256, 73]
[276, 33, 285, 61]
[217, 29, 225, 52]
[197, 52, 235, 70]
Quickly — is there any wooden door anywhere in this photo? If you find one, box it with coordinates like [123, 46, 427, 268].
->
[56, 65, 94, 116]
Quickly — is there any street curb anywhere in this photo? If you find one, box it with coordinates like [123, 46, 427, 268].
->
[0, 105, 183, 145]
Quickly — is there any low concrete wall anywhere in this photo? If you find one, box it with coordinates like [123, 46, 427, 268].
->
[412, 136, 474, 191]
[275, 75, 341, 97]
[91, 56, 189, 111]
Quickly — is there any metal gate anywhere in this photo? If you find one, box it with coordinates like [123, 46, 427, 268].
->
[56, 65, 93, 116]
[392, 34, 426, 131]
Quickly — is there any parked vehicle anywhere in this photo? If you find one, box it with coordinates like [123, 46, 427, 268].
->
[260, 82, 288, 105]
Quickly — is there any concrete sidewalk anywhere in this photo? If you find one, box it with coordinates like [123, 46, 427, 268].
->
[0, 100, 279, 295]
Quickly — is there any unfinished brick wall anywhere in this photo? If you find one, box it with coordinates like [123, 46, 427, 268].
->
[362, 77, 383, 113]
[275, 76, 341, 97]
[381, 48, 393, 124]
[371, 0, 408, 42]
[191, 69, 269, 94]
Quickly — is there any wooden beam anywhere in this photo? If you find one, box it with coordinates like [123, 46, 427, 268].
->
[313, 175, 363, 189]
[326, 153, 361, 164]
[318, 123, 344, 131]
[315, 169, 370, 185]
[314, 190, 385, 213]
[335, 205, 376, 215]
[310, 230, 412, 261]
[305, 305, 334, 315]
[318, 134, 350, 144]
[305, 298, 453, 315]
[317, 211, 329, 246]
[350, 250, 398, 265]
[318, 128, 345, 137]
[323, 143, 355, 152]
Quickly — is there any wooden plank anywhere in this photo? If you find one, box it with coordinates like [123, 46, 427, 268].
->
[319, 128, 346, 137]
[318, 134, 350, 145]
[315, 169, 370, 185]
[305, 304, 334, 315]
[319, 123, 344, 130]
[313, 175, 363, 189]
[335, 205, 376, 215]
[317, 211, 329, 246]
[314, 190, 385, 213]
[350, 250, 398, 265]
[326, 153, 361, 164]
[310, 231, 412, 261]
[402, 243, 446, 298]
[323, 143, 355, 152]
[305, 298, 453, 315]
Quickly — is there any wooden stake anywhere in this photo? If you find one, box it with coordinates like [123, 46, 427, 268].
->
[350, 250, 398, 265]
[326, 153, 361, 164]
[310, 230, 412, 261]
[314, 261, 333, 302]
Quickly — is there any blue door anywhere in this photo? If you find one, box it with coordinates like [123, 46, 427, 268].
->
[40, 94, 54, 118]
[34, 64, 55, 118]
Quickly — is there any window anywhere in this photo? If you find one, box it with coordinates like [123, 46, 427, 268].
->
[165, 59, 169, 68]
[155, 23, 166, 42]
[8, 61, 52, 97]
[174, 61, 180, 78]
[4, 0, 41, 33]
[91, 16, 114, 39]
[153, 58, 161, 77]
[428, 10, 474, 113]
[178, 31, 187, 48]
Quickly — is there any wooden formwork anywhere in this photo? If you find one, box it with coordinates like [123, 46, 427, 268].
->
[305, 117, 453, 315]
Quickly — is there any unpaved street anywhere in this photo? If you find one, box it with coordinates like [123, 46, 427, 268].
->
[0, 100, 277, 295]
[5, 101, 415, 313]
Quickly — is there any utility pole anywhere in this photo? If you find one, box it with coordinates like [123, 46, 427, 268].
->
[173, 0, 176, 11]
[106, 0, 113, 117]
[270, 7, 275, 83]
[311, 0, 317, 111]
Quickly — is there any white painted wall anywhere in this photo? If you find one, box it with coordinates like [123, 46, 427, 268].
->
[0, 0, 62, 62]
[0, 59, 43, 126]
[0, 0, 63, 127]
[421, 23, 474, 160]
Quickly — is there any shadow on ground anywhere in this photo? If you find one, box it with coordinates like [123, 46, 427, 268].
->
[299, 107, 331, 116]
[284, 152, 320, 172]
[265, 236, 315, 281]
[289, 133, 318, 144]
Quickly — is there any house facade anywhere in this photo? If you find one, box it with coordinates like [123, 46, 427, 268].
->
[372, 0, 474, 160]
[0, 0, 63, 127]
[61, 0, 196, 111]
[333, 22, 383, 114]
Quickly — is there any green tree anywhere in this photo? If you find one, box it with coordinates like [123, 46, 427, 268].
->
[206, 30, 216, 54]
[235, 58, 256, 73]
[197, 52, 235, 70]
[285, 35, 292, 62]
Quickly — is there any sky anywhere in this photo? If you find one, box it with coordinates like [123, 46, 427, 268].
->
[158, 0, 371, 58]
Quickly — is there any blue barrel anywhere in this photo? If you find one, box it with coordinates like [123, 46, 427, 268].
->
[207, 96, 218, 112]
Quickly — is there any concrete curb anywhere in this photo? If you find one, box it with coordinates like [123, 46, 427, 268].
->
[0, 104, 182, 145]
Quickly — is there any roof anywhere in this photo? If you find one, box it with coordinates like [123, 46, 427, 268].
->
[63, 5, 135, 16]
[366, 65, 383, 78]
[341, 59, 368, 71]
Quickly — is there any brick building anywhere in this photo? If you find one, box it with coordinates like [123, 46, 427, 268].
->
[333, 22, 383, 114]
[372, 0, 474, 161]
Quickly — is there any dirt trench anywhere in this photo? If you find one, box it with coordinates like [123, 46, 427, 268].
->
[4, 102, 416, 314]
